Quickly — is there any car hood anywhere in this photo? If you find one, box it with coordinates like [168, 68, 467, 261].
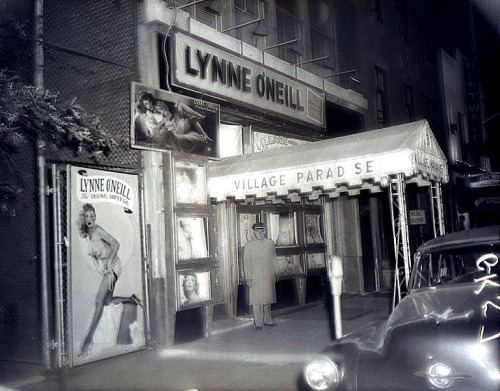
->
[332, 283, 497, 353]
[387, 283, 496, 330]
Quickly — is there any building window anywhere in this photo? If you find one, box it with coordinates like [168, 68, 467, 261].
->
[370, 0, 383, 24]
[183, 1, 222, 31]
[234, 0, 265, 45]
[308, 0, 334, 69]
[276, 1, 301, 64]
[395, 0, 409, 44]
[404, 84, 415, 122]
[375, 66, 388, 128]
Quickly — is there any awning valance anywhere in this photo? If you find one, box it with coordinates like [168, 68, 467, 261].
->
[208, 120, 449, 201]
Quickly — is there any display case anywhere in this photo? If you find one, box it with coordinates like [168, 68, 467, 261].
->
[236, 205, 326, 284]
[175, 215, 209, 262]
[306, 252, 326, 269]
[304, 213, 324, 245]
[171, 154, 221, 312]
[174, 160, 207, 205]
[275, 255, 305, 278]
[177, 269, 211, 310]
[267, 212, 298, 247]
[238, 213, 257, 248]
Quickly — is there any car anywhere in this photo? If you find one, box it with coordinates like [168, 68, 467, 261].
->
[303, 225, 500, 391]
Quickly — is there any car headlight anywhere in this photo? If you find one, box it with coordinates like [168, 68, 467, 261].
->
[428, 363, 454, 389]
[304, 358, 341, 391]
[415, 362, 468, 389]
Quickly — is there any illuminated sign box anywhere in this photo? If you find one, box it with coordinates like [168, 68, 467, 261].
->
[171, 32, 325, 129]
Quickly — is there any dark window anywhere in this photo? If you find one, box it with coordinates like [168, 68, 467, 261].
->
[375, 66, 388, 128]
[183, 1, 222, 30]
[233, 0, 265, 45]
[276, 1, 301, 64]
[370, 0, 383, 24]
[404, 84, 415, 122]
[276, 0, 299, 15]
[308, 0, 334, 68]
[395, 0, 409, 44]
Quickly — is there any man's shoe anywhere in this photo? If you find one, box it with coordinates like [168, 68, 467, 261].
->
[265, 323, 277, 327]
[255, 326, 263, 330]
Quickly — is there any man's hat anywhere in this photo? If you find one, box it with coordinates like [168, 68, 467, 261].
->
[251, 222, 265, 231]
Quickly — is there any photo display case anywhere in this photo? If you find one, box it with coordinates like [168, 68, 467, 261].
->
[275, 255, 305, 278]
[267, 212, 298, 247]
[177, 269, 211, 309]
[236, 205, 326, 283]
[238, 213, 258, 248]
[174, 160, 207, 205]
[176, 216, 209, 261]
[306, 252, 326, 269]
[305, 213, 324, 245]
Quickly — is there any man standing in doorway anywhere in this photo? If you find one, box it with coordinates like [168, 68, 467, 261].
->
[243, 222, 278, 330]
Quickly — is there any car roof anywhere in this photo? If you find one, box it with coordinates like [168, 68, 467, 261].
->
[416, 225, 500, 253]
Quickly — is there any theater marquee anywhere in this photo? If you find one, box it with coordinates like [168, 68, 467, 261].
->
[170, 32, 325, 128]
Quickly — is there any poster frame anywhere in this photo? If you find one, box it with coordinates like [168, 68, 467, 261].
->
[267, 211, 298, 248]
[176, 268, 212, 310]
[130, 82, 220, 157]
[275, 254, 305, 279]
[173, 159, 208, 206]
[304, 213, 325, 245]
[67, 165, 146, 367]
[175, 214, 210, 263]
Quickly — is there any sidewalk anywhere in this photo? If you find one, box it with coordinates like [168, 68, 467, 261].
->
[0, 293, 392, 391]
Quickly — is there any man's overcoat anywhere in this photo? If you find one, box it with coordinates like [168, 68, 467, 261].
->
[243, 238, 277, 305]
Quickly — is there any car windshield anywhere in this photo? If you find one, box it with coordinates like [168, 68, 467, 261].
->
[411, 244, 500, 289]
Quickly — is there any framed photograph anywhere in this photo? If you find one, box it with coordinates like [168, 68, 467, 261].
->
[176, 216, 209, 261]
[268, 212, 298, 247]
[275, 255, 304, 278]
[305, 214, 324, 244]
[307, 253, 326, 269]
[238, 213, 257, 247]
[131, 82, 220, 157]
[174, 161, 207, 205]
[177, 270, 211, 309]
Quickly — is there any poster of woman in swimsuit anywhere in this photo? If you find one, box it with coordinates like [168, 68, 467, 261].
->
[69, 166, 145, 366]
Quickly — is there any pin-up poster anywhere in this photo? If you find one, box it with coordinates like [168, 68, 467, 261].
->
[131, 82, 220, 157]
[69, 166, 145, 366]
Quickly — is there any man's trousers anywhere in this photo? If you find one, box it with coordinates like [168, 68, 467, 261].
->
[252, 304, 274, 327]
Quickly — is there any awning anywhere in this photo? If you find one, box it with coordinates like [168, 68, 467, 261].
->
[208, 120, 449, 201]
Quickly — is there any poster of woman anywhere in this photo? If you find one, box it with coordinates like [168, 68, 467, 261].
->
[131, 82, 220, 157]
[69, 167, 145, 366]
[178, 271, 211, 309]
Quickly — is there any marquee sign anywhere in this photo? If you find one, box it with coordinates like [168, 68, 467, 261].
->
[467, 172, 500, 188]
[208, 120, 449, 201]
[209, 150, 413, 200]
[171, 32, 325, 128]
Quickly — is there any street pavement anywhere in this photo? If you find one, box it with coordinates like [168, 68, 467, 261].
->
[0, 293, 392, 391]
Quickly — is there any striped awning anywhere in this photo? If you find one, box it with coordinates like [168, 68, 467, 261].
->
[208, 120, 449, 201]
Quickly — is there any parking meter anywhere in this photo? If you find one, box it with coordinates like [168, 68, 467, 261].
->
[327, 255, 343, 338]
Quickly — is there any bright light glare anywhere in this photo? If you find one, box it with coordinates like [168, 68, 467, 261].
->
[304, 359, 340, 391]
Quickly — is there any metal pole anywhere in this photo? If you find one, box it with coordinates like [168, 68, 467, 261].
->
[35, 0, 51, 370]
[139, 176, 152, 345]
